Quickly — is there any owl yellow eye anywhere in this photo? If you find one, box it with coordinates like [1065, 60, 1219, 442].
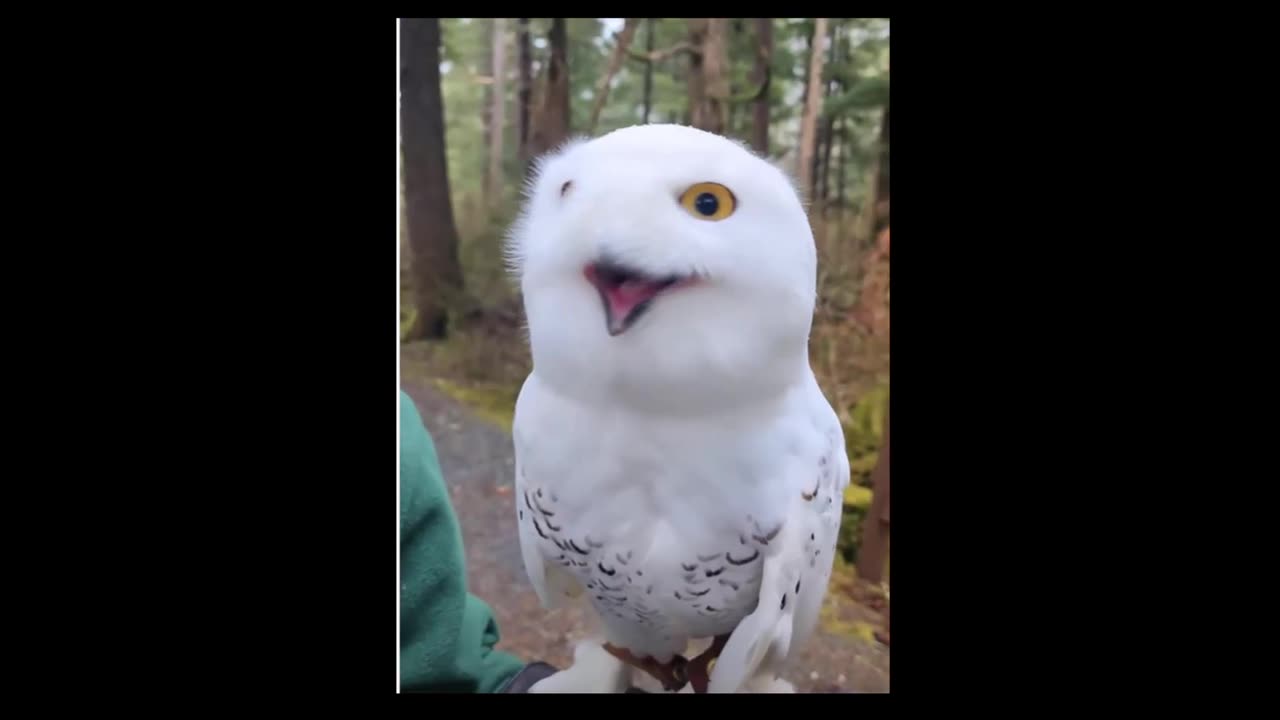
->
[679, 182, 736, 221]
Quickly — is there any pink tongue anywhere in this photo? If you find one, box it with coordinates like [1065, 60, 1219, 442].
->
[604, 279, 662, 321]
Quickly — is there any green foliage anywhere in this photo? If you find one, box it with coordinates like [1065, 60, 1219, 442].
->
[440, 18, 491, 200]
[838, 505, 865, 564]
[844, 483, 872, 506]
[567, 18, 605, 131]
[431, 17, 889, 219]
[843, 384, 889, 487]
[401, 306, 418, 342]
[824, 75, 889, 117]
[837, 383, 889, 564]
[446, 200, 513, 311]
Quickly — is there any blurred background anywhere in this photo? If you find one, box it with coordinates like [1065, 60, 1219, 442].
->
[400, 18, 889, 692]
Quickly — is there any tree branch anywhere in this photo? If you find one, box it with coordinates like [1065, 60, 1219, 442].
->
[708, 65, 770, 104]
[628, 41, 699, 63]
[588, 19, 641, 134]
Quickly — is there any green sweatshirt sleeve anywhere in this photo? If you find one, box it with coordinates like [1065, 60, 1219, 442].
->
[400, 391, 526, 693]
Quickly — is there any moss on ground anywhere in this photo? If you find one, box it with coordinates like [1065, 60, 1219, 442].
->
[818, 554, 885, 641]
[430, 378, 518, 433]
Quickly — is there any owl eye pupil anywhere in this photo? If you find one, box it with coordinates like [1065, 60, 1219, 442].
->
[694, 192, 719, 216]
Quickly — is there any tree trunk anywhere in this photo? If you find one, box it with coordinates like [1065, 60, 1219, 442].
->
[835, 118, 847, 218]
[702, 18, 729, 134]
[400, 18, 464, 340]
[852, 222, 891, 336]
[879, 576, 890, 646]
[857, 404, 890, 585]
[686, 20, 707, 131]
[800, 22, 814, 113]
[642, 18, 655, 123]
[750, 18, 772, 154]
[796, 18, 829, 205]
[529, 18, 570, 159]
[686, 18, 728, 135]
[728, 19, 745, 139]
[487, 18, 507, 205]
[547, 17, 570, 141]
[818, 20, 840, 211]
[588, 18, 640, 134]
[857, 100, 890, 244]
[517, 19, 532, 167]
[479, 19, 493, 205]
[834, 25, 851, 218]
[875, 101, 890, 234]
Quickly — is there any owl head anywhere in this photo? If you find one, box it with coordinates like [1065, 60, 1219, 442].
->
[506, 124, 818, 414]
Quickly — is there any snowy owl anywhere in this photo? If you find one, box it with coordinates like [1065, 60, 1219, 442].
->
[504, 124, 851, 694]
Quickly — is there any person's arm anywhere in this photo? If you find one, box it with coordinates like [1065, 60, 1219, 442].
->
[400, 391, 531, 693]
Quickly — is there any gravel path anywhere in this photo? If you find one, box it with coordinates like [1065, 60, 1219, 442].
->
[404, 380, 889, 693]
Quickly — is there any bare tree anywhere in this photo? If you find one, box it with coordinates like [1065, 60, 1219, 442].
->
[487, 18, 507, 205]
[588, 19, 640, 134]
[728, 19, 746, 138]
[853, 98, 891, 338]
[529, 18, 570, 159]
[834, 26, 852, 216]
[796, 18, 829, 205]
[857, 406, 890, 584]
[857, 98, 891, 247]
[642, 18, 655, 123]
[680, 19, 770, 137]
[479, 19, 493, 199]
[686, 18, 728, 134]
[517, 18, 532, 167]
[818, 19, 841, 209]
[835, 118, 847, 218]
[874, 99, 890, 234]
[750, 18, 773, 154]
[400, 18, 464, 340]
[628, 36, 697, 63]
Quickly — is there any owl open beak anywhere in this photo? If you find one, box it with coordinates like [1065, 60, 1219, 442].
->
[584, 261, 686, 336]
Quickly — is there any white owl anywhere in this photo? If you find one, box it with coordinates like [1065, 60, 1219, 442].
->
[504, 124, 850, 694]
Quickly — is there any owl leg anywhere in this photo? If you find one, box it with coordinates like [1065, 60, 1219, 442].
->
[601, 633, 731, 693]
[686, 634, 731, 693]
[603, 642, 690, 692]
[528, 638, 633, 693]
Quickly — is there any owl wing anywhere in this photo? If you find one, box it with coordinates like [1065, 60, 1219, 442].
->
[512, 383, 585, 610]
[509, 371, 593, 607]
[514, 453, 584, 609]
[708, 392, 849, 693]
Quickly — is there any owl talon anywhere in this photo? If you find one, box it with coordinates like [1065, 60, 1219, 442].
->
[604, 634, 730, 694]
[604, 643, 689, 691]
[687, 634, 730, 693]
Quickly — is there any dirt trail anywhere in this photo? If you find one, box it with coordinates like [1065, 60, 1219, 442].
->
[403, 380, 889, 693]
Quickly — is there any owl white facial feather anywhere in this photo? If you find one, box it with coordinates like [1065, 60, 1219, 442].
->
[506, 124, 851, 694]
[505, 123, 819, 415]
